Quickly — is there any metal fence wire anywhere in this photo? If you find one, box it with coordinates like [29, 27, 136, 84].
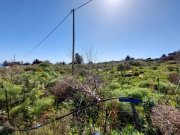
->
[0, 97, 144, 134]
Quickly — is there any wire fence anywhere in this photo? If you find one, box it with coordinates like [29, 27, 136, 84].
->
[1, 97, 143, 134]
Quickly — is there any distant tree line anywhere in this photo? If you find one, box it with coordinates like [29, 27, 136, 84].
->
[2, 50, 179, 67]
[2, 60, 22, 67]
[160, 50, 180, 62]
[2, 52, 84, 67]
[2, 59, 42, 67]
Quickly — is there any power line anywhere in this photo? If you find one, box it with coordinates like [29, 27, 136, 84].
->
[75, 0, 93, 11]
[26, 11, 72, 55]
[26, 0, 93, 55]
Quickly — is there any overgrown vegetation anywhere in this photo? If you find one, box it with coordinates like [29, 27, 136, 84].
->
[0, 51, 180, 135]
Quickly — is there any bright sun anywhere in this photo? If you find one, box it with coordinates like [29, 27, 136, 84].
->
[105, 0, 123, 8]
[106, 0, 121, 5]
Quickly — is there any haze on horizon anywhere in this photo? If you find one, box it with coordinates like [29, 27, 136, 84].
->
[0, 0, 180, 63]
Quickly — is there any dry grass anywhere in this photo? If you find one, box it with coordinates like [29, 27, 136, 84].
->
[151, 105, 180, 135]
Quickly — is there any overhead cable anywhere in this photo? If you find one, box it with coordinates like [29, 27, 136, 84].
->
[27, 11, 72, 54]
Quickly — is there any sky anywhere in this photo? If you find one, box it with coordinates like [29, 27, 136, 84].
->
[0, 0, 180, 63]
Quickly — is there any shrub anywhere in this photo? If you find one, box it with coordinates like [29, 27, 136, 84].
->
[10, 98, 30, 117]
[168, 73, 179, 85]
[139, 81, 153, 88]
[109, 82, 121, 90]
[117, 62, 131, 72]
[111, 130, 120, 135]
[151, 94, 166, 104]
[121, 125, 143, 135]
[106, 100, 122, 129]
[167, 66, 176, 71]
[50, 79, 75, 103]
[11, 103, 25, 116]
[24, 66, 37, 72]
[33, 96, 54, 116]
[128, 88, 151, 100]
[39, 61, 52, 68]
[3, 82, 22, 99]
[29, 88, 43, 101]
[152, 66, 158, 70]
[129, 60, 146, 67]
[154, 82, 176, 94]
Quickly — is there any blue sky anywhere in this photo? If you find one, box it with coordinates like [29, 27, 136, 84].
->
[0, 0, 180, 63]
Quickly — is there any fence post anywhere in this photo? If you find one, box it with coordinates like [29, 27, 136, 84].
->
[103, 108, 108, 134]
[130, 103, 141, 131]
[4, 88, 10, 121]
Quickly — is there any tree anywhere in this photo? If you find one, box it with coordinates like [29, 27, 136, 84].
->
[125, 55, 131, 61]
[32, 59, 42, 65]
[75, 53, 83, 64]
[2, 60, 9, 66]
[24, 62, 30, 65]
[161, 54, 166, 58]
[161, 54, 167, 60]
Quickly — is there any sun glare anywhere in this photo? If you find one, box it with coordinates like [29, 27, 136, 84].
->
[106, 0, 122, 5]
[105, 0, 125, 10]
[103, 0, 125, 14]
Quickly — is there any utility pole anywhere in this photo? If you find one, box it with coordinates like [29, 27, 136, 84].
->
[72, 9, 75, 75]
[71, 0, 92, 75]
[14, 54, 16, 65]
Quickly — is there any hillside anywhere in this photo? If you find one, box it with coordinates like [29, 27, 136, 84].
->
[0, 51, 179, 135]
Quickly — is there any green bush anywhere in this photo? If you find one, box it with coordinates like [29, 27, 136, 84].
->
[117, 62, 131, 72]
[29, 88, 43, 101]
[167, 66, 176, 71]
[151, 94, 166, 104]
[33, 96, 54, 116]
[2, 82, 22, 99]
[152, 66, 158, 70]
[128, 88, 151, 100]
[129, 60, 146, 67]
[39, 61, 52, 68]
[109, 82, 121, 90]
[111, 130, 120, 135]
[10, 98, 30, 116]
[121, 125, 143, 135]
[139, 81, 153, 88]
[154, 82, 176, 94]
[0, 88, 5, 100]
[11, 104, 25, 116]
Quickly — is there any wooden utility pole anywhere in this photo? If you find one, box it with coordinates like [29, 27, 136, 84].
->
[71, 1, 92, 75]
[72, 9, 75, 75]
[13, 54, 16, 65]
